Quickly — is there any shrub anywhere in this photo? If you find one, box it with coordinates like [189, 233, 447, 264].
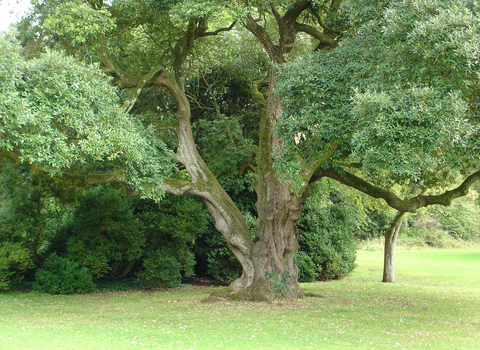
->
[206, 244, 242, 283]
[297, 192, 358, 280]
[33, 253, 95, 294]
[65, 186, 144, 279]
[136, 249, 182, 288]
[295, 251, 316, 283]
[0, 242, 32, 290]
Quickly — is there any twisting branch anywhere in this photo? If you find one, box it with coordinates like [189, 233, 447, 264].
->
[302, 142, 339, 183]
[270, 2, 282, 24]
[162, 178, 201, 196]
[244, 13, 280, 61]
[201, 22, 237, 37]
[335, 161, 363, 169]
[97, 33, 171, 111]
[237, 152, 257, 178]
[120, 64, 167, 112]
[1, 150, 133, 193]
[316, 168, 480, 213]
[282, 0, 310, 23]
[295, 22, 338, 48]
[251, 78, 269, 105]
[97, 35, 137, 88]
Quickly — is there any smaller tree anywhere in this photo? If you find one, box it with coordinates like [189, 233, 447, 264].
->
[275, 0, 480, 283]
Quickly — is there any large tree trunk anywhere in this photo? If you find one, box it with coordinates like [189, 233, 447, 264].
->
[242, 69, 306, 301]
[382, 211, 405, 283]
[247, 180, 305, 300]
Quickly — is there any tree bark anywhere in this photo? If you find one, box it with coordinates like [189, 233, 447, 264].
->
[382, 211, 405, 283]
[241, 68, 306, 301]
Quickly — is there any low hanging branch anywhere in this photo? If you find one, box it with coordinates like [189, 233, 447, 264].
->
[317, 168, 480, 213]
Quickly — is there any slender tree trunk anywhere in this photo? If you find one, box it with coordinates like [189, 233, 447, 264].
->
[159, 73, 256, 295]
[382, 211, 405, 283]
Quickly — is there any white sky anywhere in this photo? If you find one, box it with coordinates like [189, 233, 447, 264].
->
[0, 0, 32, 32]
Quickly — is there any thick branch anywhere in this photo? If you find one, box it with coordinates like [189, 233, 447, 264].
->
[335, 161, 363, 169]
[318, 168, 480, 212]
[52, 169, 127, 188]
[282, 0, 310, 23]
[237, 152, 257, 178]
[295, 22, 338, 48]
[97, 34, 169, 111]
[97, 35, 137, 88]
[302, 142, 339, 183]
[1, 148, 132, 188]
[251, 78, 268, 105]
[244, 13, 280, 61]
[308, 6, 341, 34]
[162, 178, 202, 196]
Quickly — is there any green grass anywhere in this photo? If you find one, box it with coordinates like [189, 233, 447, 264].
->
[1, 249, 480, 349]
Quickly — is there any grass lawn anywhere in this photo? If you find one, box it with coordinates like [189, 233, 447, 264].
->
[1, 249, 479, 349]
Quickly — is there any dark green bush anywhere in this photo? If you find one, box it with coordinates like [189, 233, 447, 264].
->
[206, 242, 242, 283]
[33, 253, 95, 294]
[65, 186, 144, 279]
[136, 249, 182, 288]
[294, 251, 316, 283]
[0, 242, 33, 290]
[297, 192, 358, 280]
[133, 194, 205, 280]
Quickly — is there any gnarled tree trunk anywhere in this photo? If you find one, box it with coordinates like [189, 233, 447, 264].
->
[243, 70, 306, 300]
[162, 67, 306, 301]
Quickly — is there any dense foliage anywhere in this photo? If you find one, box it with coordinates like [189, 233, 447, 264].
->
[276, 0, 480, 191]
[297, 187, 358, 280]
[33, 253, 96, 294]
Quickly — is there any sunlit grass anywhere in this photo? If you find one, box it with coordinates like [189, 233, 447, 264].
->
[1, 249, 479, 349]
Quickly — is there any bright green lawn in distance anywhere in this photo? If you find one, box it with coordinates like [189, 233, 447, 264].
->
[1, 249, 479, 350]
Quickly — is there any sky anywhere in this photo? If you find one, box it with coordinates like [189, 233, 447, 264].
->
[0, 0, 32, 32]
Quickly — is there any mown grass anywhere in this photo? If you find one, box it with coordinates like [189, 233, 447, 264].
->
[1, 249, 479, 349]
